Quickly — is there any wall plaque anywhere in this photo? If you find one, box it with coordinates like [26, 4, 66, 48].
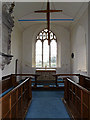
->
[0, 2, 15, 70]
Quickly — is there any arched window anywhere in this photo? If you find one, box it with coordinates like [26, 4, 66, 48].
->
[36, 28, 57, 68]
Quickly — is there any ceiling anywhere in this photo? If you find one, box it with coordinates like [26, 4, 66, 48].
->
[14, 2, 88, 31]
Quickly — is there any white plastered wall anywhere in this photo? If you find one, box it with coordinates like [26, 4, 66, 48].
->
[70, 8, 88, 82]
[22, 23, 71, 74]
[2, 21, 22, 76]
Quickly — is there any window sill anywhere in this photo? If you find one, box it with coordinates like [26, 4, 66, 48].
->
[36, 68, 56, 71]
[36, 67, 56, 69]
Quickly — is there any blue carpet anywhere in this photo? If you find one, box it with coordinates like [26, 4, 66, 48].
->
[25, 91, 70, 119]
[31, 78, 64, 88]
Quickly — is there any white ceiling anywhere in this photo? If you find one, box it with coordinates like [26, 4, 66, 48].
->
[14, 2, 88, 31]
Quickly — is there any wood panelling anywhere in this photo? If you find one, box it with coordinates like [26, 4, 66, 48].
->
[2, 74, 18, 93]
[79, 75, 90, 90]
[0, 76, 32, 119]
[64, 77, 90, 120]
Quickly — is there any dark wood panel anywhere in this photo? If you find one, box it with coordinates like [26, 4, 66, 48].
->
[2, 95, 10, 118]
[64, 77, 90, 120]
[1, 76, 32, 119]
[2, 74, 18, 93]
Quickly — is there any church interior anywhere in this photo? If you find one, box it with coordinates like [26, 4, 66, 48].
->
[0, 1, 90, 119]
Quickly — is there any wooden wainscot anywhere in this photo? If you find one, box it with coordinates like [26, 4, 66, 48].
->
[53, 73, 80, 87]
[0, 75, 32, 119]
[79, 75, 90, 90]
[64, 76, 90, 120]
[2, 74, 18, 93]
[15, 73, 40, 87]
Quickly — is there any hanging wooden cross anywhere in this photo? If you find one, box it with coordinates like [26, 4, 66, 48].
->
[35, 0, 62, 45]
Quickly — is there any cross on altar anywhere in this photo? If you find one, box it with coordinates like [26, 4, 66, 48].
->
[35, 1, 62, 45]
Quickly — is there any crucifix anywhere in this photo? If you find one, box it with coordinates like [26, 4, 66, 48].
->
[35, 0, 62, 45]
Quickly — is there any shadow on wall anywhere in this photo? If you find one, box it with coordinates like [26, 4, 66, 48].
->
[56, 67, 79, 83]
[22, 64, 36, 74]
[56, 65, 70, 74]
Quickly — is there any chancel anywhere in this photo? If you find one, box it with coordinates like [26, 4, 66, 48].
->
[0, 1, 90, 120]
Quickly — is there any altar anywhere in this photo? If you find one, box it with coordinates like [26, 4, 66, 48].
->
[36, 69, 56, 81]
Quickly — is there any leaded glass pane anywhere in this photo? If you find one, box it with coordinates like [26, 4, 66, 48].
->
[50, 32, 53, 39]
[36, 40, 42, 67]
[43, 40, 49, 67]
[43, 32, 46, 40]
[51, 40, 57, 67]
